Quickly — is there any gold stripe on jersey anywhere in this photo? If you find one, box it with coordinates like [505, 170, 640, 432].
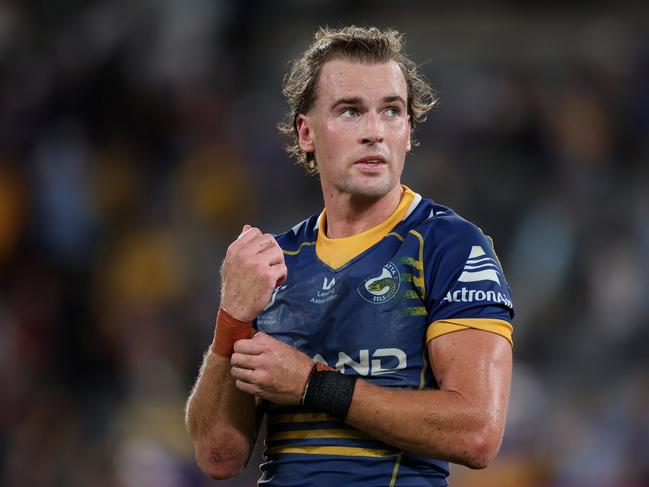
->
[403, 272, 425, 291]
[426, 318, 513, 346]
[269, 429, 372, 441]
[404, 306, 427, 316]
[389, 452, 404, 487]
[283, 241, 316, 256]
[315, 186, 416, 269]
[402, 289, 420, 299]
[408, 229, 426, 296]
[265, 445, 399, 458]
[399, 256, 423, 270]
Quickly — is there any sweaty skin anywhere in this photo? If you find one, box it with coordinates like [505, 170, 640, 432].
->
[185, 59, 512, 479]
[185, 224, 296, 479]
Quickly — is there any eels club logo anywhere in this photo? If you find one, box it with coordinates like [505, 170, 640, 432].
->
[358, 262, 400, 304]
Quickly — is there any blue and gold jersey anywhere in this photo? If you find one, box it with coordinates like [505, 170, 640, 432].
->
[255, 186, 514, 487]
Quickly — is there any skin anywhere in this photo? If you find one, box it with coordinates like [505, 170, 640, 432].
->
[185, 59, 513, 479]
[296, 59, 412, 237]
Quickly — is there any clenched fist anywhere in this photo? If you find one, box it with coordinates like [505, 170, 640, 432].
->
[220, 225, 287, 322]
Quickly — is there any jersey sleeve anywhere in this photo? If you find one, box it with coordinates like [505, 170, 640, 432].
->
[422, 217, 515, 345]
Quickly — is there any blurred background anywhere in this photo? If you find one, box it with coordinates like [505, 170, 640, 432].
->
[1, 1, 648, 486]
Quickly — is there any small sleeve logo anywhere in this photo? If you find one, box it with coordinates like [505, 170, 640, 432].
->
[458, 246, 501, 285]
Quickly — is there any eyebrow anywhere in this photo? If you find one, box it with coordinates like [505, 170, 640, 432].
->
[330, 95, 406, 110]
[330, 97, 363, 110]
[383, 95, 407, 106]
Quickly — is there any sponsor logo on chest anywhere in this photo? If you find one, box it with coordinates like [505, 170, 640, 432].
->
[312, 348, 408, 376]
[310, 276, 338, 304]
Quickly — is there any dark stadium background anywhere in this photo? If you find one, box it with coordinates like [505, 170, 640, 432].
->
[1, 1, 648, 486]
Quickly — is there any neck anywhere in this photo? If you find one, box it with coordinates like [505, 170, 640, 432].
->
[322, 184, 403, 238]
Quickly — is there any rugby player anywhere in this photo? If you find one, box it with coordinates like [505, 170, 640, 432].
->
[185, 26, 514, 486]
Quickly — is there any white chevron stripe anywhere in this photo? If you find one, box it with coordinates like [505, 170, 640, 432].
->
[458, 269, 500, 285]
[464, 262, 498, 270]
[292, 219, 307, 235]
[404, 193, 422, 220]
[466, 256, 495, 265]
[468, 246, 486, 259]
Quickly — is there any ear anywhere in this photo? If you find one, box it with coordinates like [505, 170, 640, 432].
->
[296, 114, 315, 153]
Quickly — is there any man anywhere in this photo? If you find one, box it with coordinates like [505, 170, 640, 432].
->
[185, 26, 514, 486]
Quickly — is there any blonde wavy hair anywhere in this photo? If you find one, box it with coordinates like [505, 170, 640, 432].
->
[278, 26, 437, 174]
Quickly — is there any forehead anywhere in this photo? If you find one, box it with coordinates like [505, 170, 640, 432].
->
[315, 59, 407, 105]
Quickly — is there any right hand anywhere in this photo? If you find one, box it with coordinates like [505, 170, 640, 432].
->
[220, 225, 287, 322]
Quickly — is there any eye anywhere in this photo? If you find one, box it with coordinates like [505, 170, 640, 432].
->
[384, 107, 401, 117]
[341, 107, 360, 118]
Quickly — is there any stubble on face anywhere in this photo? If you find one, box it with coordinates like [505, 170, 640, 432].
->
[309, 59, 411, 204]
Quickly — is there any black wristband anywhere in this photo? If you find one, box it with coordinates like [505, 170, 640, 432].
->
[303, 369, 357, 421]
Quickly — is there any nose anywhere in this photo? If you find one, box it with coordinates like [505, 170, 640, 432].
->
[359, 112, 384, 145]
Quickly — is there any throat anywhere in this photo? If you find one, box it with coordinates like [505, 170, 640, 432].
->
[324, 187, 404, 238]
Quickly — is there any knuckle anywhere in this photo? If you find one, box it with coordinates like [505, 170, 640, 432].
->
[251, 333, 266, 345]
[270, 247, 283, 260]
[226, 240, 241, 256]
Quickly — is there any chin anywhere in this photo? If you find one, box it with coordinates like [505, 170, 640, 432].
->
[342, 177, 397, 200]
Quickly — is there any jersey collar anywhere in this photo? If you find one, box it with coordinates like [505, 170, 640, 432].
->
[315, 185, 419, 270]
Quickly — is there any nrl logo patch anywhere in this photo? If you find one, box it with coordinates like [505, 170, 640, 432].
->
[358, 262, 400, 304]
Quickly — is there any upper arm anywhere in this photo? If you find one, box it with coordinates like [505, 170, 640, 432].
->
[422, 216, 515, 346]
[428, 328, 512, 426]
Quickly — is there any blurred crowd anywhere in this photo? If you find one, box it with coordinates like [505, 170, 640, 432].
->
[0, 1, 648, 486]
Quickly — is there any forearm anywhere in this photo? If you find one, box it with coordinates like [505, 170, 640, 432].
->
[185, 226, 286, 479]
[185, 349, 258, 479]
[346, 380, 505, 468]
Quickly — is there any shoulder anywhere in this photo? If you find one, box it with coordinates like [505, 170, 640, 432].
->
[273, 213, 321, 252]
[408, 198, 491, 259]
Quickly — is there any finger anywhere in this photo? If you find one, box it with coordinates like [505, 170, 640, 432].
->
[233, 337, 264, 355]
[235, 379, 261, 397]
[236, 224, 252, 240]
[231, 366, 256, 383]
[228, 228, 266, 260]
[231, 351, 259, 369]
[277, 272, 288, 286]
[249, 331, 277, 346]
[255, 234, 279, 253]
[259, 244, 285, 266]
[236, 226, 263, 245]
[269, 262, 288, 286]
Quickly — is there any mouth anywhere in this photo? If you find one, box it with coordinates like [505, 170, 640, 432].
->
[354, 155, 387, 170]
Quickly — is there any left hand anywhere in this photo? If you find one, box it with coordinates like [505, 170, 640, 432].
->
[230, 332, 314, 404]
